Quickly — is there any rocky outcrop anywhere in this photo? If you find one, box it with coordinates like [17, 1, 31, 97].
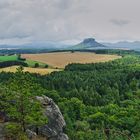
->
[26, 129, 37, 139]
[36, 96, 68, 140]
[0, 96, 68, 140]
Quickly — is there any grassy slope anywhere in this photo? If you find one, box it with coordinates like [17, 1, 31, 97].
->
[25, 60, 46, 68]
[0, 55, 18, 61]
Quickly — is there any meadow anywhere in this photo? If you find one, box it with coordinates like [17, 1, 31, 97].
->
[0, 55, 18, 61]
[0, 54, 46, 68]
[22, 52, 121, 68]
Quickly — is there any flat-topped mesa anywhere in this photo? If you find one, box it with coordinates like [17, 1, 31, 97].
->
[81, 38, 105, 47]
[83, 38, 96, 44]
[72, 37, 106, 49]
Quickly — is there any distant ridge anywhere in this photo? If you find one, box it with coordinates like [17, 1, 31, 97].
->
[70, 38, 106, 50]
[0, 41, 69, 50]
[103, 41, 140, 51]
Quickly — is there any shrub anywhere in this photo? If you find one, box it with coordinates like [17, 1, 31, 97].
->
[4, 122, 22, 139]
[34, 63, 39, 68]
[45, 64, 49, 68]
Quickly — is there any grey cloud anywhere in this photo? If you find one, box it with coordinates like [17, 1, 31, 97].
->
[110, 19, 130, 27]
[0, 0, 140, 44]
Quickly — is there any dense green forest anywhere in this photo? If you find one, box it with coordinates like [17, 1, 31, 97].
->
[0, 54, 140, 139]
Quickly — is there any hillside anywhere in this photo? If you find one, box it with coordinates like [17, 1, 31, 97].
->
[103, 41, 140, 51]
[0, 41, 69, 50]
[70, 38, 107, 50]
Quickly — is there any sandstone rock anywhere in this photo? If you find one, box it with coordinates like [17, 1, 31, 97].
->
[0, 96, 68, 140]
[26, 129, 37, 139]
[36, 96, 68, 140]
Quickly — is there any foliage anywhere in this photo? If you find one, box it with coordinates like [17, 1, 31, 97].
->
[37, 55, 140, 139]
[0, 67, 48, 139]
[45, 64, 49, 68]
[0, 55, 140, 139]
[25, 60, 46, 68]
[4, 122, 28, 140]
[34, 63, 39, 68]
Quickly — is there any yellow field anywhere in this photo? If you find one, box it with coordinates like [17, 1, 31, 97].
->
[22, 52, 121, 68]
[0, 66, 60, 75]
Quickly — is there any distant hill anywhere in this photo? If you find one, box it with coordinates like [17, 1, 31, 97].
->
[70, 38, 107, 50]
[103, 41, 140, 51]
[0, 41, 69, 50]
[1, 39, 140, 52]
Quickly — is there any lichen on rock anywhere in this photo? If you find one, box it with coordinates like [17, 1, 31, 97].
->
[36, 96, 69, 140]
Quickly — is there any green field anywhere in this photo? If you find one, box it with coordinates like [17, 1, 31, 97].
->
[0, 54, 47, 68]
[0, 55, 18, 62]
[25, 59, 46, 68]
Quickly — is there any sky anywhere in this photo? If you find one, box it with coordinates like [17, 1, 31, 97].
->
[0, 0, 140, 45]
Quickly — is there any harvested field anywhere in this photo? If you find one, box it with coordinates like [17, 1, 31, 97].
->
[22, 52, 121, 68]
[0, 66, 60, 75]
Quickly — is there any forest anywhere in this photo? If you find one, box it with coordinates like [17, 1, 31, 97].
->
[0, 54, 140, 139]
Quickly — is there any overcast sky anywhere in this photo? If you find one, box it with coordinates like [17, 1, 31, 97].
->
[0, 0, 140, 45]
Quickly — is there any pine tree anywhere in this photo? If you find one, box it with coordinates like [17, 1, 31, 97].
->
[3, 66, 47, 138]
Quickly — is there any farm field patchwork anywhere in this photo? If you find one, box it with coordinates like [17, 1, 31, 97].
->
[0, 66, 60, 75]
[0, 54, 46, 68]
[22, 52, 122, 68]
[0, 52, 121, 74]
